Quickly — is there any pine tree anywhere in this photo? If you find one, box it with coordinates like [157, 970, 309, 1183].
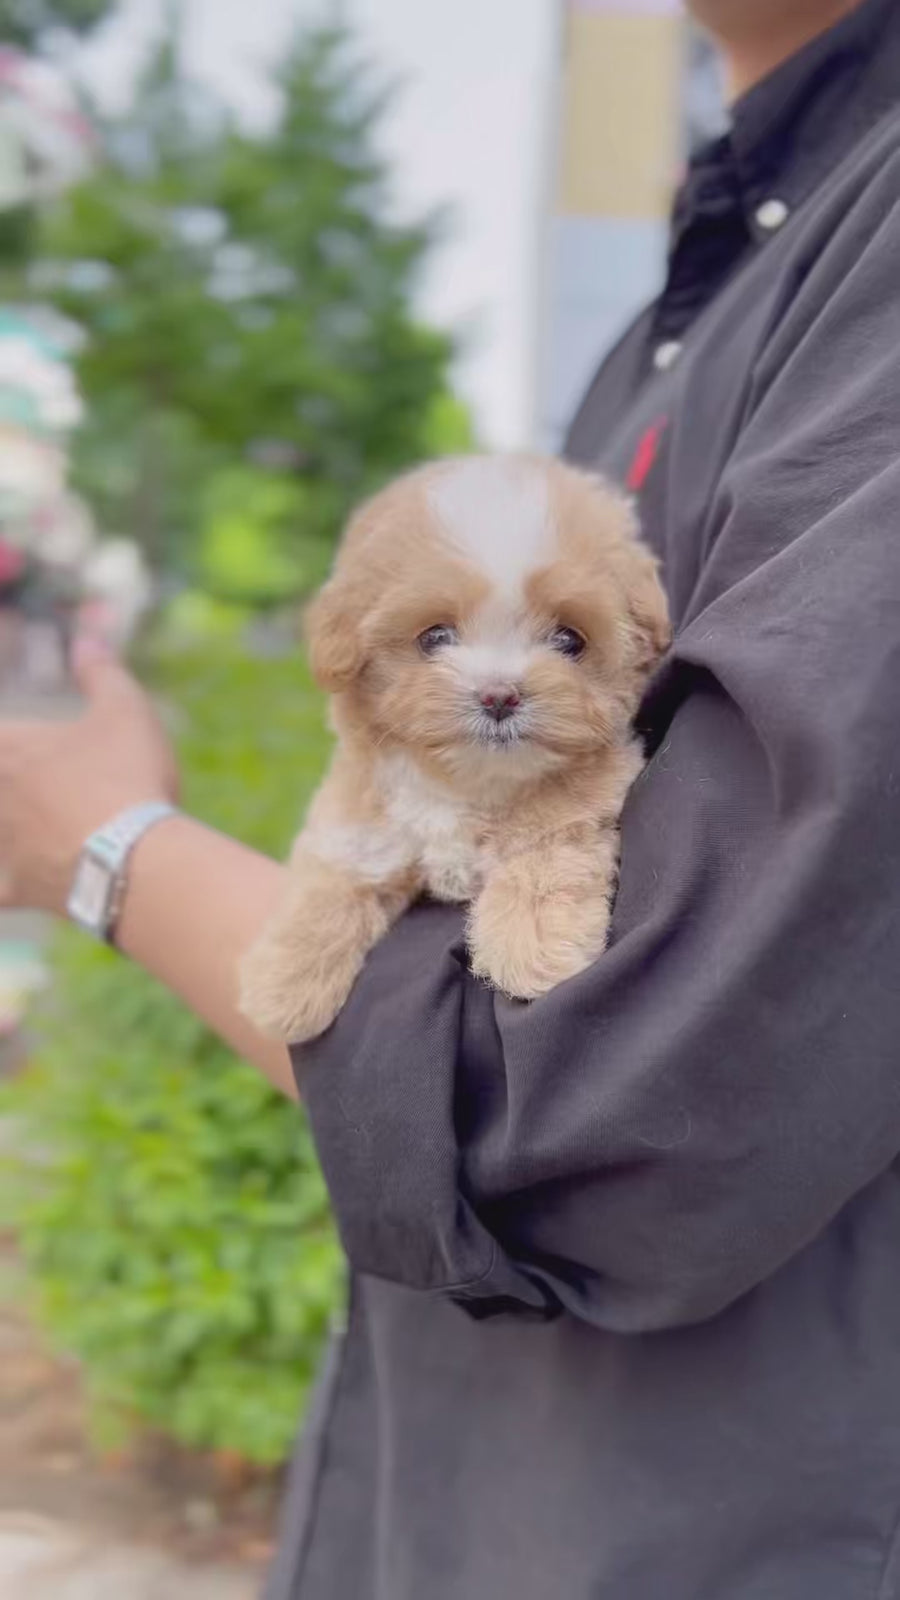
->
[18, 27, 468, 595]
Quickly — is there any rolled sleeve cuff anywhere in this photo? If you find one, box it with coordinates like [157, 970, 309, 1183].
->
[290, 900, 560, 1322]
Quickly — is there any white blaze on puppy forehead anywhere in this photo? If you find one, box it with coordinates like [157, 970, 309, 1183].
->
[427, 458, 555, 598]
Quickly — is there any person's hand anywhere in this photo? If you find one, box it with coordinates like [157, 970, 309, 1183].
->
[0, 636, 179, 916]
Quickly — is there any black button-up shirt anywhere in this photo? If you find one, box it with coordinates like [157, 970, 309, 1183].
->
[272, 2, 900, 1595]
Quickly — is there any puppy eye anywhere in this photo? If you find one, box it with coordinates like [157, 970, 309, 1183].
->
[550, 626, 587, 660]
[417, 624, 459, 656]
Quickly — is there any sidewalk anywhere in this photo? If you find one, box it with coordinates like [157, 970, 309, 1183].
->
[0, 1263, 271, 1600]
[0, 1516, 258, 1599]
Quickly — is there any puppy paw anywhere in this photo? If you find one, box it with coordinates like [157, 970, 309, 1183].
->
[239, 925, 363, 1044]
[470, 921, 605, 1000]
[468, 862, 612, 1000]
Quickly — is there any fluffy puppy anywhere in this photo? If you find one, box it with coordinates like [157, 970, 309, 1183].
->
[240, 455, 669, 1044]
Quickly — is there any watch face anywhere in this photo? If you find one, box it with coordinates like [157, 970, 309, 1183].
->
[68, 852, 114, 931]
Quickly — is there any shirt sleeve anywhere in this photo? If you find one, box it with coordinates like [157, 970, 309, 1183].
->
[292, 191, 900, 1332]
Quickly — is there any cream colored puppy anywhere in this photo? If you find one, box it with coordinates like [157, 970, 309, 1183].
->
[240, 455, 669, 1043]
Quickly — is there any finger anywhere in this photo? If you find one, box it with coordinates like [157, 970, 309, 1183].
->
[71, 634, 147, 717]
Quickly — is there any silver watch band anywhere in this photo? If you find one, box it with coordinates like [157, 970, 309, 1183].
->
[66, 800, 179, 943]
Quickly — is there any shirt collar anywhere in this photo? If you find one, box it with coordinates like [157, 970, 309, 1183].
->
[728, 0, 900, 215]
[656, 0, 900, 352]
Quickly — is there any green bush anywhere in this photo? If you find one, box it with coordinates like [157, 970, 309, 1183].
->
[196, 466, 337, 609]
[3, 639, 343, 1466]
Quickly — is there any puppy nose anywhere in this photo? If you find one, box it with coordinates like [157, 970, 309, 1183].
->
[478, 684, 521, 722]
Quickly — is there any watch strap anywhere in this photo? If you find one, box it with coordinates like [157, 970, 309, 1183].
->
[66, 800, 179, 942]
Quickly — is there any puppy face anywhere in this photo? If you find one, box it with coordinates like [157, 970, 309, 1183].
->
[307, 457, 669, 782]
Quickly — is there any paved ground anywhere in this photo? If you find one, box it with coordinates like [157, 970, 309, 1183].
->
[0, 1516, 259, 1598]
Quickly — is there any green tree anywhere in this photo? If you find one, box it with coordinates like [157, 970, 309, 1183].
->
[20, 27, 464, 586]
[0, 0, 111, 49]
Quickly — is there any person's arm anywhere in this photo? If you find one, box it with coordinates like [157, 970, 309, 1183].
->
[291, 183, 900, 1329]
[118, 815, 295, 1096]
[0, 637, 296, 1098]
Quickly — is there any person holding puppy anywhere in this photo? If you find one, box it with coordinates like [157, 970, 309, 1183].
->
[3, 0, 900, 1595]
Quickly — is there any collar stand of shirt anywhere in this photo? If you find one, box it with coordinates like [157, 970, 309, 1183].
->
[649, 0, 900, 362]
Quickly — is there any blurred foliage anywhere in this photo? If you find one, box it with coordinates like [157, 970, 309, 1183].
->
[196, 391, 475, 607]
[421, 389, 476, 456]
[13, 25, 468, 588]
[0, 0, 111, 48]
[2, 639, 343, 1465]
[196, 466, 332, 608]
[0, 9, 476, 1471]
[159, 586, 253, 644]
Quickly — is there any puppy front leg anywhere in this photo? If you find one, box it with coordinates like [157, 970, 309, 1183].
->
[468, 827, 619, 1001]
[239, 848, 419, 1044]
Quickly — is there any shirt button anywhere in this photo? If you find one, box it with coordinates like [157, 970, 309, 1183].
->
[653, 340, 682, 372]
[755, 197, 790, 232]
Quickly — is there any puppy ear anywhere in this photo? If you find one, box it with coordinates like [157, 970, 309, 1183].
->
[304, 574, 368, 690]
[304, 492, 391, 690]
[623, 546, 671, 673]
[575, 471, 670, 673]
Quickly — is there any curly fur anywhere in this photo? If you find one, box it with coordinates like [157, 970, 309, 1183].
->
[239, 455, 669, 1043]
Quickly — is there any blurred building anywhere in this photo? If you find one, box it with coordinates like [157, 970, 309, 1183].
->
[538, 0, 725, 447]
[0, 52, 149, 679]
[0, 308, 81, 528]
[0, 50, 92, 563]
[0, 48, 94, 208]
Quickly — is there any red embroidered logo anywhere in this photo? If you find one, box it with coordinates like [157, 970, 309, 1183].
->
[626, 417, 667, 494]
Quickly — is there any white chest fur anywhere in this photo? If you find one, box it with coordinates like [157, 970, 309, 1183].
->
[305, 754, 523, 901]
[378, 753, 483, 902]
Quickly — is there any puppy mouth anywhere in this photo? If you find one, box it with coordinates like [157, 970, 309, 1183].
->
[470, 712, 527, 749]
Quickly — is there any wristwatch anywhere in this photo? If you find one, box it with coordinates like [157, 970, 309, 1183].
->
[66, 800, 179, 944]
